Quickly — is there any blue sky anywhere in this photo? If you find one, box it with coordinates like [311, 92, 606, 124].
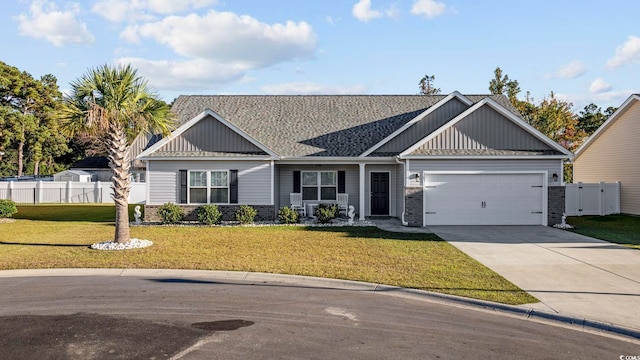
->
[2, 0, 639, 110]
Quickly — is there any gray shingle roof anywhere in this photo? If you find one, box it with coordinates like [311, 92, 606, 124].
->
[170, 94, 521, 158]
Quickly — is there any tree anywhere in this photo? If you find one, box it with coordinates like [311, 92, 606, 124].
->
[0, 62, 68, 177]
[418, 74, 441, 95]
[59, 64, 174, 244]
[530, 92, 584, 152]
[488, 67, 520, 105]
[577, 103, 616, 137]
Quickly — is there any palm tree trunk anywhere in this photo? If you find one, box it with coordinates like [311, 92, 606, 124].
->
[17, 140, 24, 177]
[108, 123, 131, 244]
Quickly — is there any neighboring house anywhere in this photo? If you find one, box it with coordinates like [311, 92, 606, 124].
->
[53, 169, 92, 182]
[69, 156, 111, 182]
[138, 92, 572, 226]
[573, 94, 640, 215]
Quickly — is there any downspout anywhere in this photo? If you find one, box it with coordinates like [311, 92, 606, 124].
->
[395, 156, 409, 226]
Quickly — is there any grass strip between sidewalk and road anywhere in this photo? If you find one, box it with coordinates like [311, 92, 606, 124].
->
[1, 205, 537, 305]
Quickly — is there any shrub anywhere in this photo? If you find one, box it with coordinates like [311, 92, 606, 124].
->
[157, 202, 184, 224]
[0, 199, 18, 218]
[197, 204, 223, 225]
[315, 204, 339, 224]
[278, 206, 299, 224]
[235, 205, 257, 224]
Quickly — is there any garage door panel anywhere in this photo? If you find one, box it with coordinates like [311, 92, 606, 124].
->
[423, 173, 544, 226]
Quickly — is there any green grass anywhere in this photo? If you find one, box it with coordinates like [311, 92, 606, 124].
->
[0, 205, 537, 305]
[567, 215, 640, 249]
[13, 204, 142, 222]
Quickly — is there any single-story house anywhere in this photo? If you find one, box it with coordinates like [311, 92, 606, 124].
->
[573, 94, 640, 215]
[69, 156, 111, 182]
[137, 92, 572, 226]
[53, 169, 92, 182]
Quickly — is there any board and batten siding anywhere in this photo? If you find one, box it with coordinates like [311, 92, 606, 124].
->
[408, 159, 563, 186]
[147, 160, 273, 205]
[419, 106, 552, 151]
[277, 165, 360, 214]
[159, 115, 265, 154]
[574, 100, 640, 215]
[375, 97, 469, 154]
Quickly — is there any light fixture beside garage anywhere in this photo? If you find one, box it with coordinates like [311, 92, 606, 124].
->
[552, 173, 558, 182]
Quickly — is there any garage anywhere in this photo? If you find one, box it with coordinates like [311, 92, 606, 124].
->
[423, 173, 546, 226]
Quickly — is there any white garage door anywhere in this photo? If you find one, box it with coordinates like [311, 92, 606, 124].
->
[423, 173, 545, 226]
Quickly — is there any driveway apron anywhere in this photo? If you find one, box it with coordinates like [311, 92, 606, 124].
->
[429, 225, 640, 331]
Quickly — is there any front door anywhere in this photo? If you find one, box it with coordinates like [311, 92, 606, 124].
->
[371, 172, 389, 216]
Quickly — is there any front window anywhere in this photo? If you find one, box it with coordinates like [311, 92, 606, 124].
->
[302, 171, 337, 201]
[189, 170, 229, 204]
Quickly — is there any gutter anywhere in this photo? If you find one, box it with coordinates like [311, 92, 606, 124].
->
[395, 156, 409, 226]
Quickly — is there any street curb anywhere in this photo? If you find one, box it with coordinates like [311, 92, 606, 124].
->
[1, 268, 639, 341]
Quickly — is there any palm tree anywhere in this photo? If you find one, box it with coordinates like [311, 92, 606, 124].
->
[59, 64, 174, 244]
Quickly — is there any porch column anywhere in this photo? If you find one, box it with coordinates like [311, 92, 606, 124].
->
[359, 163, 365, 221]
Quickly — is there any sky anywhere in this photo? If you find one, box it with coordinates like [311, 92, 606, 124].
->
[1, 0, 639, 110]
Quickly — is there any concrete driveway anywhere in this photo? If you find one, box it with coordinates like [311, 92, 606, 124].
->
[429, 225, 640, 332]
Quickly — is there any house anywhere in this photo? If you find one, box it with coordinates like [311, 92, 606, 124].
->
[69, 156, 111, 182]
[573, 94, 640, 215]
[53, 169, 92, 182]
[137, 92, 572, 226]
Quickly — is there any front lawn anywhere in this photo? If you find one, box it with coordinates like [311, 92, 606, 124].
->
[0, 205, 537, 305]
[567, 215, 640, 249]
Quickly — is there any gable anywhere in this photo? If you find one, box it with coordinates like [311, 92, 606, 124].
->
[574, 94, 640, 160]
[404, 101, 570, 157]
[371, 96, 470, 155]
[154, 114, 268, 156]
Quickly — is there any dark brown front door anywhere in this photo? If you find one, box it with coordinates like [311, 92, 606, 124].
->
[371, 172, 389, 215]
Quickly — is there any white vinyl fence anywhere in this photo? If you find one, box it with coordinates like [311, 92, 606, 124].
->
[0, 181, 146, 204]
[565, 181, 620, 216]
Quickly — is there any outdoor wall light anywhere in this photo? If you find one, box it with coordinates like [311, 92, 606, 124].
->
[552, 173, 558, 182]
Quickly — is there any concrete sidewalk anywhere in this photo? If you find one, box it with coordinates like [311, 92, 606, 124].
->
[428, 225, 640, 332]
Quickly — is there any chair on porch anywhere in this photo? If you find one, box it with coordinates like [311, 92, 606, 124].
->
[337, 193, 349, 216]
[290, 193, 306, 217]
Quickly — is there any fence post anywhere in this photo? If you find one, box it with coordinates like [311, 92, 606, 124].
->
[577, 182, 583, 216]
[95, 181, 101, 203]
[36, 181, 42, 204]
[615, 181, 621, 214]
[8, 181, 13, 202]
[66, 181, 72, 203]
[599, 181, 605, 216]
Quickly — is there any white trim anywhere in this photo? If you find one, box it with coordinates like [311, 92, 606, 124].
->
[301, 170, 338, 201]
[400, 97, 573, 158]
[270, 160, 275, 206]
[186, 169, 231, 205]
[359, 164, 365, 221]
[369, 170, 391, 216]
[136, 109, 279, 159]
[401, 155, 569, 160]
[574, 94, 640, 159]
[422, 171, 548, 226]
[139, 156, 275, 161]
[360, 91, 473, 157]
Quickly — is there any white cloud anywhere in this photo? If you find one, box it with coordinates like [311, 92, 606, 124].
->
[261, 82, 367, 95]
[92, 0, 217, 22]
[411, 0, 446, 18]
[122, 11, 316, 67]
[352, 0, 382, 22]
[546, 61, 587, 79]
[117, 57, 248, 90]
[118, 10, 317, 91]
[606, 35, 640, 69]
[16, 0, 94, 47]
[589, 78, 612, 94]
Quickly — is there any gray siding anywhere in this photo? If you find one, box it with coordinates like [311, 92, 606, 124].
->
[159, 115, 265, 154]
[408, 159, 563, 186]
[147, 160, 272, 205]
[419, 105, 552, 151]
[277, 165, 360, 214]
[376, 97, 469, 154]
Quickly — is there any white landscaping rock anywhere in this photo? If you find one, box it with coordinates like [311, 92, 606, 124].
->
[90, 238, 153, 251]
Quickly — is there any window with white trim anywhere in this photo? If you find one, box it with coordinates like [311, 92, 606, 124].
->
[188, 170, 229, 204]
[302, 171, 337, 201]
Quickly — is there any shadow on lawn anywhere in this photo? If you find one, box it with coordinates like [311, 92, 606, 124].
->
[303, 226, 444, 241]
[0, 241, 89, 248]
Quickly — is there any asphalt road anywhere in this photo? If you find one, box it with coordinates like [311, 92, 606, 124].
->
[0, 273, 637, 359]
